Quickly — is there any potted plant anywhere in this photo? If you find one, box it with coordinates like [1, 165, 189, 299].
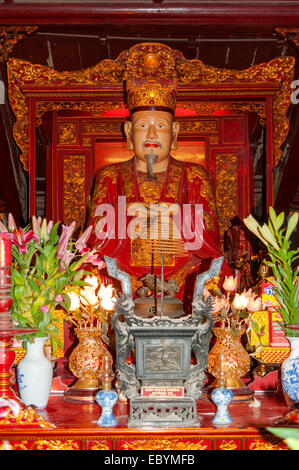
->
[243, 207, 299, 406]
[0, 214, 104, 408]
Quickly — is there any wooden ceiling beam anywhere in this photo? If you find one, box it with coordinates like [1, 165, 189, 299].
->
[1, 3, 299, 26]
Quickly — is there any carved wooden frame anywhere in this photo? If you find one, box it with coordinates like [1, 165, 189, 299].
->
[6, 42, 295, 219]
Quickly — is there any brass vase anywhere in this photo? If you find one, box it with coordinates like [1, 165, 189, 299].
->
[64, 327, 107, 403]
[206, 327, 253, 401]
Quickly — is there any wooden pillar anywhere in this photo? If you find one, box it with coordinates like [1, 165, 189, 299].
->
[265, 96, 274, 215]
[28, 97, 36, 218]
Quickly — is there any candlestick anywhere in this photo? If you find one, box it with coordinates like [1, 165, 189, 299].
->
[211, 353, 234, 427]
[95, 351, 118, 427]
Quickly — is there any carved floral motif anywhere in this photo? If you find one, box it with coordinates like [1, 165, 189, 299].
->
[0, 27, 37, 62]
[59, 122, 77, 145]
[214, 152, 238, 233]
[0, 406, 55, 428]
[120, 439, 209, 450]
[63, 155, 86, 229]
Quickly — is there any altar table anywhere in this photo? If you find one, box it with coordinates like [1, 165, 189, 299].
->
[0, 392, 292, 450]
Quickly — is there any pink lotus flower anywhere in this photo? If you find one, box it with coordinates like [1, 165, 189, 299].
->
[55, 294, 64, 303]
[10, 228, 39, 254]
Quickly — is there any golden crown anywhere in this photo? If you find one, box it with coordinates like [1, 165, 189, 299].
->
[126, 79, 177, 114]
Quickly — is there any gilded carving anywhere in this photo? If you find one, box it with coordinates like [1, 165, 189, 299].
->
[83, 121, 123, 135]
[178, 56, 294, 164]
[275, 27, 299, 50]
[0, 26, 37, 62]
[185, 166, 217, 213]
[248, 438, 288, 450]
[7, 440, 80, 450]
[215, 152, 238, 233]
[180, 102, 265, 124]
[89, 441, 111, 450]
[82, 137, 91, 147]
[209, 135, 219, 145]
[122, 42, 181, 80]
[59, 122, 77, 145]
[6, 44, 294, 174]
[218, 440, 239, 450]
[120, 439, 209, 450]
[37, 101, 124, 126]
[0, 406, 55, 428]
[179, 120, 217, 133]
[63, 155, 86, 229]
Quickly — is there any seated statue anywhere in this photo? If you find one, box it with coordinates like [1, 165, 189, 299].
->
[87, 77, 230, 309]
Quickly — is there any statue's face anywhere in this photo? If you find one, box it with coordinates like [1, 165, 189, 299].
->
[124, 110, 180, 165]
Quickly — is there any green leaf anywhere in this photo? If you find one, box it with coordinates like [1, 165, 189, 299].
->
[61, 293, 71, 312]
[68, 254, 88, 272]
[13, 284, 26, 301]
[231, 319, 238, 337]
[251, 319, 261, 336]
[211, 288, 224, 298]
[12, 270, 25, 285]
[267, 427, 299, 450]
[269, 206, 278, 231]
[276, 212, 285, 229]
[285, 212, 299, 240]
[28, 278, 40, 294]
[49, 222, 60, 244]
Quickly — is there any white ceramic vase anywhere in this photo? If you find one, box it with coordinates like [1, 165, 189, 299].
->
[16, 337, 53, 409]
[281, 336, 299, 407]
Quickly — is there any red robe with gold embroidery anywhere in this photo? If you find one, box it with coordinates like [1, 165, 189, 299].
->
[88, 156, 230, 303]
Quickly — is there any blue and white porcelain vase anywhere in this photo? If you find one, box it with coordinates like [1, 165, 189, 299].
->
[281, 337, 299, 406]
[17, 337, 53, 409]
[95, 390, 118, 427]
[211, 387, 234, 426]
